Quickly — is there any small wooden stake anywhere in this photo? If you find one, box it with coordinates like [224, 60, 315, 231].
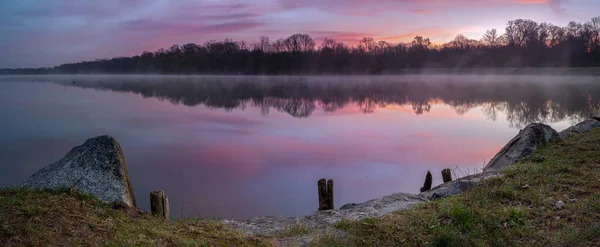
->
[442, 168, 453, 183]
[318, 178, 335, 210]
[318, 179, 328, 210]
[150, 190, 170, 219]
[326, 179, 334, 210]
[420, 171, 432, 192]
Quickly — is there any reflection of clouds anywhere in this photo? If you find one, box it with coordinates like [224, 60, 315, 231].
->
[138, 130, 502, 178]
[407, 132, 439, 138]
[125, 111, 262, 129]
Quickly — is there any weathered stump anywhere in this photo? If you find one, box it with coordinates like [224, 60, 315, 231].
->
[150, 190, 170, 219]
[326, 179, 334, 210]
[442, 168, 453, 183]
[318, 178, 334, 210]
[420, 171, 432, 192]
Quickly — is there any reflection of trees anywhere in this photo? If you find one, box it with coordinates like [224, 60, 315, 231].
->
[411, 101, 431, 115]
[255, 98, 316, 118]
[482, 102, 505, 121]
[64, 76, 600, 128]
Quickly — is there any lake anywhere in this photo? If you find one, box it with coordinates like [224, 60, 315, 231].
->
[0, 74, 598, 219]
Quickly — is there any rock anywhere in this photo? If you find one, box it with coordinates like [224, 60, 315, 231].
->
[112, 200, 130, 210]
[224, 193, 427, 235]
[555, 200, 565, 209]
[485, 123, 559, 171]
[23, 135, 136, 207]
[591, 112, 600, 121]
[559, 119, 600, 138]
[339, 203, 358, 210]
[420, 171, 502, 200]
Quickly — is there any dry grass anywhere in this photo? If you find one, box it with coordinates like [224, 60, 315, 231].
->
[0, 188, 272, 246]
[275, 223, 312, 238]
[313, 128, 600, 246]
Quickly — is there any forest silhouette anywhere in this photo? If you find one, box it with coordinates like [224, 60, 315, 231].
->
[2, 17, 600, 74]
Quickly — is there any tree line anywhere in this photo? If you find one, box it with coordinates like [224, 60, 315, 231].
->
[2, 17, 600, 74]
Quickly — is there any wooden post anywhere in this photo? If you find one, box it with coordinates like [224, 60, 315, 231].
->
[442, 168, 453, 183]
[326, 179, 334, 210]
[318, 179, 328, 210]
[150, 190, 170, 219]
[420, 171, 432, 192]
[318, 178, 335, 211]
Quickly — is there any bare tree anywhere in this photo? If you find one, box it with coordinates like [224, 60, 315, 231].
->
[411, 36, 431, 50]
[449, 34, 476, 50]
[547, 24, 566, 47]
[256, 36, 271, 52]
[283, 33, 316, 53]
[320, 38, 337, 50]
[376, 40, 391, 54]
[505, 19, 539, 47]
[566, 21, 583, 38]
[482, 29, 501, 47]
[357, 37, 376, 54]
[272, 38, 285, 52]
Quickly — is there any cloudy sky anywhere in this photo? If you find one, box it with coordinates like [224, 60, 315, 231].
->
[0, 0, 598, 68]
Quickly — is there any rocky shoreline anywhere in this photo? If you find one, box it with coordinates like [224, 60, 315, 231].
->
[17, 113, 600, 237]
[224, 114, 600, 235]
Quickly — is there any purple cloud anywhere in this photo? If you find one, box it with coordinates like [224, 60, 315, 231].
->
[0, 0, 595, 67]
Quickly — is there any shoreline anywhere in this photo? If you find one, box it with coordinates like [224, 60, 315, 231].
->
[223, 113, 600, 236]
[3, 67, 600, 77]
[2, 113, 600, 246]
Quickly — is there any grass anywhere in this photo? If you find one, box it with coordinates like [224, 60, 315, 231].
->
[0, 188, 271, 246]
[313, 128, 600, 246]
[275, 223, 311, 238]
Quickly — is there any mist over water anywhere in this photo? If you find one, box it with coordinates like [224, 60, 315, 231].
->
[0, 74, 597, 219]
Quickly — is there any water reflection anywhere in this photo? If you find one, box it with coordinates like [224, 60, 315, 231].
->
[0, 75, 598, 219]
[58, 75, 600, 128]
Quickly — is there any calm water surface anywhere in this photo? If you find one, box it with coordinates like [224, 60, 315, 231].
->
[0, 75, 598, 219]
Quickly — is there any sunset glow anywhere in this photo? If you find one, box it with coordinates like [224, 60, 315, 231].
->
[1, 0, 598, 68]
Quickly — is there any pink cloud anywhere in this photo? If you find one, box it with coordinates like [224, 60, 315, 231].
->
[378, 27, 462, 43]
[279, 0, 566, 15]
[407, 132, 439, 138]
[310, 31, 377, 44]
[121, 19, 264, 34]
[411, 8, 438, 14]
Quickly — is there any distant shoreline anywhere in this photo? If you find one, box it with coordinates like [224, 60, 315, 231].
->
[2, 67, 600, 76]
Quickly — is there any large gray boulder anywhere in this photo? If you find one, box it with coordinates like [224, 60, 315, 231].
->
[559, 119, 600, 138]
[485, 123, 559, 171]
[23, 135, 136, 207]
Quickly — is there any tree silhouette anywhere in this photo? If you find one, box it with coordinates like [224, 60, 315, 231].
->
[482, 29, 502, 47]
[3, 16, 600, 75]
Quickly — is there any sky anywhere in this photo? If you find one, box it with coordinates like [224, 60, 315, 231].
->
[0, 0, 599, 68]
